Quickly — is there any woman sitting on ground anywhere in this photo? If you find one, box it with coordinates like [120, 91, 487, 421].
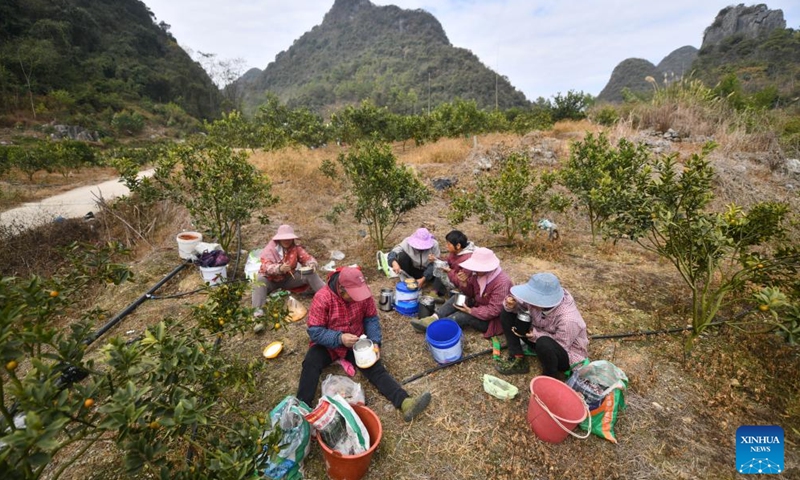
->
[495, 272, 588, 377]
[411, 247, 511, 338]
[252, 224, 324, 316]
[433, 230, 476, 295]
[387, 228, 440, 290]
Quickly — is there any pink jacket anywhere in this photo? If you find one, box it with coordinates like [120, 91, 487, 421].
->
[461, 269, 512, 338]
[258, 240, 317, 282]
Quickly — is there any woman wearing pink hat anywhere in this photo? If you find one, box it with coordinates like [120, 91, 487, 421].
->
[252, 224, 325, 316]
[411, 247, 511, 338]
[386, 227, 441, 289]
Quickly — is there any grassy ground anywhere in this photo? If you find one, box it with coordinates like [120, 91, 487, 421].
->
[6, 122, 799, 479]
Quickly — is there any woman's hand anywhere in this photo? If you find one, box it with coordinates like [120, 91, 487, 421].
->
[391, 261, 401, 274]
[504, 295, 517, 311]
[307, 261, 318, 271]
[456, 271, 468, 284]
[341, 333, 359, 348]
[454, 303, 471, 315]
[427, 253, 437, 262]
[279, 264, 291, 273]
[442, 265, 451, 272]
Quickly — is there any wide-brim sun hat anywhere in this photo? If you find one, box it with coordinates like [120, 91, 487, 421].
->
[339, 266, 372, 302]
[510, 272, 564, 309]
[407, 228, 435, 250]
[459, 247, 500, 272]
[272, 224, 300, 241]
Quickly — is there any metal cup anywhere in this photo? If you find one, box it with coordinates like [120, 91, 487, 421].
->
[514, 311, 532, 336]
[379, 288, 394, 312]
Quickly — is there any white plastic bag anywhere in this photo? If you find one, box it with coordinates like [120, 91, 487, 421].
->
[304, 394, 370, 456]
[321, 374, 365, 405]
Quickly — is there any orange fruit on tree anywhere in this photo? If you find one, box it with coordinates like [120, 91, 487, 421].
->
[84, 398, 95, 408]
[6, 360, 18, 371]
[758, 304, 769, 312]
[50, 290, 59, 297]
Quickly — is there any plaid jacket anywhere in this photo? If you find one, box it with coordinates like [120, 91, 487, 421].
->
[306, 278, 380, 361]
[516, 290, 588, 365]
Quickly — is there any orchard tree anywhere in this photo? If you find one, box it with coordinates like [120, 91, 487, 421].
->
[117, 136, 278, 252]
[320, 141, 430, 249]
[0, 252, 279, 479]
[603, 144, 800, 350]
[561, 133, 651, 242]
[449, 150, 568, 243]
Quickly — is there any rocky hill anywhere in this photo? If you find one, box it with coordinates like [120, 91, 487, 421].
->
[693, 4, 798, 97]
[0, 0, 221, 125]
[597, 3, 794, 103]
[701, 3, 785, 49]
[236, 0, 530, 115]
[597, 47, 698, 103]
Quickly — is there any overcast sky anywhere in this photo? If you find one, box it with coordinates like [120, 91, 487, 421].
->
[143, 0, 799, 100]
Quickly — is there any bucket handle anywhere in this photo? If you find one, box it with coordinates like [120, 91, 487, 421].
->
[533, 391, 592, 440]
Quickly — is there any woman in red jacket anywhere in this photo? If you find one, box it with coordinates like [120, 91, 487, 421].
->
[252, 224, 324, 316]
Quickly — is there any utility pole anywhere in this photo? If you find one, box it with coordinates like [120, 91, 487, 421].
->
[428, 72, 431, 115]
[495, 73, 498, 111]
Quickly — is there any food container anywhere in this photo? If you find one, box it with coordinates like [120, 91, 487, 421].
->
[353, 335, 378, 369]
[298, 266, 314, 276]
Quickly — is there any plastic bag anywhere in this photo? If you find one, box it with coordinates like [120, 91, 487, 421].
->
[244, 249, 262, 282]
[286, 296, 308, 323]
[195, 249, 229, 267]
[256, 396, 311, 480]
[321, 374, 365, 405]
[304, 394, 370, 456]
[482, 374, 519, 400]
[567, 360, 628, 443]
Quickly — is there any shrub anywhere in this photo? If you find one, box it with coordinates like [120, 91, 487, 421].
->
[449, 150, 567, 243]
[561, 133, 651, 242]
[111, 110, 145, 135]
[602, 144, 800, 350]
[320, 140, 431, 249]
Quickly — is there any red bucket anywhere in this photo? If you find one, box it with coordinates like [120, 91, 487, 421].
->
[317, 404, 383, 480]
[527, 376, 588, 443]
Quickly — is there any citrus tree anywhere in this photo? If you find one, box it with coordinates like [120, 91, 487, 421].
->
[561, 132, 652, 242]
[117, 137, 278, 253]
[320, 140, 430, 249]
[448, 150, 568, 243]
[1, 265, 279, 480]
[603, 143, 800, 350]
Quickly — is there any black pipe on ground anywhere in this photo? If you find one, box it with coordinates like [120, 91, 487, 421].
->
[399, 318, 735, 385]
[84, 261, 190, 346]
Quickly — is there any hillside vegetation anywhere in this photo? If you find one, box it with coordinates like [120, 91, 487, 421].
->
[0, 0, 220, 134]
[236, 0, 530, 115]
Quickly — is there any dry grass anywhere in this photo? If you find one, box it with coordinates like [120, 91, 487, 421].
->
[7, 127, 800, 479]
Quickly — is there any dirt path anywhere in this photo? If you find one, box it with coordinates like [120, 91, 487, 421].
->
[0, 169, 153, 229]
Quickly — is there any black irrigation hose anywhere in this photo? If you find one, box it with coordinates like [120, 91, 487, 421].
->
[84, 261, 190, 346]
[399, 313, 750, 385]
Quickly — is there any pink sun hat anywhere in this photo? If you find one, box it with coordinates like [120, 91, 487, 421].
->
[459, 247, 500, 272]
[339, 266, 372, 302]
[272, 224, 300, 241]
[407, 228, 435, 250]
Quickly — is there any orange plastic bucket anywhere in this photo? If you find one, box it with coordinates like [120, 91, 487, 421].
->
[527, 376, 588, 443]
[317, 404, 382, 480]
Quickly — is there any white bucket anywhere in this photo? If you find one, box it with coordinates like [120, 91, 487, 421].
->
[199, 265, 227, 285]
[177, 232, 203, 259]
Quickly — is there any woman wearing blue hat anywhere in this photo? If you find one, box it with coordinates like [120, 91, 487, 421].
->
[495, 272, 588, 377]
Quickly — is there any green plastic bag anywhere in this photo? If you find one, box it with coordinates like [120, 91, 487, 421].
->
[568, 360, 628, 444]
[256, 396, 312, 480]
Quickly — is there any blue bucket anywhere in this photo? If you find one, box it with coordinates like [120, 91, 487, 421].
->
[394, 281, 419, 317]
[425, 319, 462, 364]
